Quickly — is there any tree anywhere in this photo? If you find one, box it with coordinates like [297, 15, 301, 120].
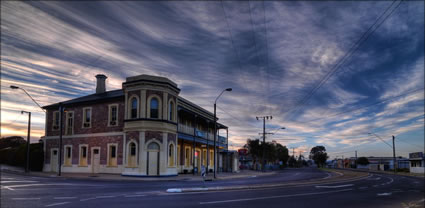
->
[244, 139, 261, 169]
[0, 136, 26, 150]
[356, 157, 369, 166]
[309, 146, 328, 168]
[288, 156, 297, 167]
[275, 144, 289, 166]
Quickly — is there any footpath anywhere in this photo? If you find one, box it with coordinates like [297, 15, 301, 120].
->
[329, 167, 424, 178]
[0, 164, 275, 182]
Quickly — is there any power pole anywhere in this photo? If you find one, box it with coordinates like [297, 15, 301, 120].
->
[392, 135, 396, 174]
[355, 150, 358, 169]
[256, 116, 272, 172]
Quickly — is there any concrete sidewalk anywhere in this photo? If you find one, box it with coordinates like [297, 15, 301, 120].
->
[0, 164, 276, 181]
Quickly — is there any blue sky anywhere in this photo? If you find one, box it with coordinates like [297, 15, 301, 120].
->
[1, 1, 424, 159]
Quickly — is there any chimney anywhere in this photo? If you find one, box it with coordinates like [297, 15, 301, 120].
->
[95, 74, 107, 94]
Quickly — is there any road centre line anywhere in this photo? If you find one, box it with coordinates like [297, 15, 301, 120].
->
[124, 195, 146, 198]
[1, 181, 38, 183]
[315, 184, 353, 189]
[199, 189, 353, 204]
[45, 202, 70, 207]
[54, 197, 77, 199]
[12, 198, 41, 200]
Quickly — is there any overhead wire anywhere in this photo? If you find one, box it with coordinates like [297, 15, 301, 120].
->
[270, 0, 403, 120]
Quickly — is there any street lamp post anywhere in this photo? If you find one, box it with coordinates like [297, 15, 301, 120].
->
[10, 85, 45, 173]
[214, 88, 232, 179]
[21, 111, 31, 173]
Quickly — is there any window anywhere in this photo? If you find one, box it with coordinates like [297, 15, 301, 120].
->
[131, 97, 138, 119]
[79, 146, 87, 166]
[82, 108, 91, 128]
[109, 104, 118, 126]
[169, 144, 174, 167]
[203, 150, 207, 166]
[108, 144, 117, 167]
[65, 146, 72, 166]
[66, 112, 74, 135]
[148, 142, 160, 150]
[130, 143, 136, 156]
[52, 111, 59, 130]
[169, 101, 174, 121]
[150, 98, 159, 118]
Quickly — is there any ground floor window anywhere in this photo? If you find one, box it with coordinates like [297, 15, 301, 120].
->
[128, 142, 137, 167]
[185, 147, 190, 167]
[210, 150, 214, 167]
[203, 149, 207, 166]
[168, 143, 175, 167]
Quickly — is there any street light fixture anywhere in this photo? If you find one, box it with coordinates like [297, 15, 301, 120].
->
[214, 88, 232, 179]
[10, 85, 45, 112]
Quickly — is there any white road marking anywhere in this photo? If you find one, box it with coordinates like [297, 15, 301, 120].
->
[199, 189, 353, 204]
[45, 202, 70, 207]
[95, 195, 117, 199]
[315, 184, 354, 189]
[367, 177, 381, 181]
[80, 197, 96, 201]
[12, 198, 41, 200]
[1, 185, 15, 190]
[1, 181, 38, 184]
[124, 195, 146, 198]
[1, 177, 15, 180]
[322, 172, 331, 179]
[377, 192, 392, 196]
[53, 197, 77, 200]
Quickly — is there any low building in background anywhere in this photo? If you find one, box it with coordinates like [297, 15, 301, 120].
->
[409, 152, 425, 174]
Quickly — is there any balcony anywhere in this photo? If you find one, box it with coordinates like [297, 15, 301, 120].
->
[178, 123, 226, 144]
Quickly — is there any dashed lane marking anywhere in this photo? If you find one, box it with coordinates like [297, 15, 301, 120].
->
[124, 195, 147, 198]
[315, 184, 354, 189]
[1, 181, 39, 183]
[80, 197, 97, 202]
[199, 189, 353, 204]
[377, 192, 392, 196]
[45, 202, 70, 207]
[12, 198, 41, 200]
[95, 195, 118, 199]
[53, 197, 77, 200]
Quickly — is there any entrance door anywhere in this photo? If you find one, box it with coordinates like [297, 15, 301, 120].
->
[92, 149, 100, 174]
[148, 152, 159, 175]
[51, 149, 58, 172]
[196, 150, 201, 173]
[147, 142, 160, 176]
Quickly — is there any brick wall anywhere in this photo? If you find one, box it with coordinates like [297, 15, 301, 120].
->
[45, 135, 123, 165]
[45, 99, 124, 136]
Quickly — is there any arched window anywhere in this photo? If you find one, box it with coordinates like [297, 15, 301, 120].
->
[148, 142, 160, 150]
[131, 97, 138, 118]
[169, 143, 174, 166]
[150, 98, 159, 118]
[169, 101, 174, 121]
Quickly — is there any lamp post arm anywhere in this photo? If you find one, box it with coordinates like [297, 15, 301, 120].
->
[215, 89, 226, 104]
[20, 88, 45, 112]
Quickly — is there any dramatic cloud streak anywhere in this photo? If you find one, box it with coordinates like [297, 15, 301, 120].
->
[1, 1, 423, 158]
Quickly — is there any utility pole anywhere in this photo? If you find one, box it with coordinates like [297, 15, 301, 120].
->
[21, 111, 31, 173]
[58, 105, 63, 176]
[392, 135, 396, 174]
[256, 116, 272, 172]
[355, 150, 358, 169]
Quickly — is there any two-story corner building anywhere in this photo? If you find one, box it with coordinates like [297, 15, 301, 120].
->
[41, 74, 228, 176]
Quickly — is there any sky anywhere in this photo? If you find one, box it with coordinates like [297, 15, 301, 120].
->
[1, 1, 424, 159]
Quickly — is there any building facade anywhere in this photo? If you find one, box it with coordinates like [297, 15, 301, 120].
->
[409, 152, 425, 174]
[42, 74, 228, 176]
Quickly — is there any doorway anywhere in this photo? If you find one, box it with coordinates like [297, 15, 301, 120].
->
[51, 149, 58, 172]
[147, 142, 160, 176]
[92, 148, 100, 174]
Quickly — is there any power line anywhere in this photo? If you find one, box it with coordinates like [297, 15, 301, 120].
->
[216, 105, 258, 128]
[271, 0, 402, 120]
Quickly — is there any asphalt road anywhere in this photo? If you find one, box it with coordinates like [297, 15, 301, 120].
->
[1, 168, 423, 208]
